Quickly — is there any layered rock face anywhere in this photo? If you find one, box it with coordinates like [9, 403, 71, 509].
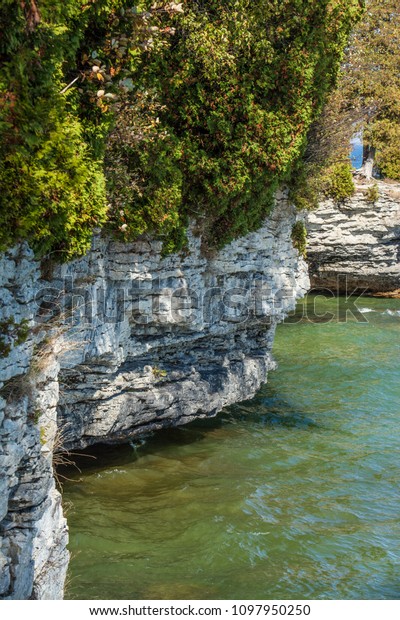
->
[0, 194, 308, 599]
[57, 198, 309, 450]
[306, 180, 400, 294]
[0, 247, 68, 600]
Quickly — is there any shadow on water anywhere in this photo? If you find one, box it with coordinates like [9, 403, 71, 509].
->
[58, 427, 206, 479]
[59, 392, 319, 484]
[225, 388, 319, 431]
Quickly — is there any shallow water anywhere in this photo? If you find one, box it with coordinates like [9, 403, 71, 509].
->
[63, 296, 400, 600]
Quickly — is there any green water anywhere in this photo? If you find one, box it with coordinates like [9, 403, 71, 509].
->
[63, 297, 400, 600]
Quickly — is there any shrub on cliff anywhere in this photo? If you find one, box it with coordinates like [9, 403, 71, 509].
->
[0, 0, 362, 260]
[322, 163, 355, 201]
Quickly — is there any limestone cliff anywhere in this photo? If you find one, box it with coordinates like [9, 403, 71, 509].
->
[0, 193, 309, 599]
[306, 179, 400, 295]
[0, 248, 68, 599]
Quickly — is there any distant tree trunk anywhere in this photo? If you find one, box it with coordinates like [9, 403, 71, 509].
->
[361, 145, 376, 179]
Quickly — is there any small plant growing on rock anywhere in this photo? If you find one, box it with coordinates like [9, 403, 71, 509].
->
[30, 408, 42, 425]
[40, 427, 47, 446]
[0, 317, 30, 358]
[291, 221, 308, 258]
[152, 367, 167, 379]
[366, 183, 380, 203]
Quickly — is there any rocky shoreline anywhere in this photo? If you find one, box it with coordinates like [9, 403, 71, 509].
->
[0, 193, 308, 599]
[3, 176, 399, 599]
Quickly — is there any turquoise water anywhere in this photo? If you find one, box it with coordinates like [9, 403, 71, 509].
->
[62, 297, 400, 600]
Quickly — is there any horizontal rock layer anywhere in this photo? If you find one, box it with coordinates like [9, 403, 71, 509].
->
[0, 193, 308, 599]
[306, 180, 400, 294]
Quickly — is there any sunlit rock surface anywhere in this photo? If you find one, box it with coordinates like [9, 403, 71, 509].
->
[306, 179, 400, 295]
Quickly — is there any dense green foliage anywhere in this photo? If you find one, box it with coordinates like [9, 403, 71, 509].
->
[0, 0, 362, 259]
[107, 0, 363, 250]
[0, 1, 109, 259]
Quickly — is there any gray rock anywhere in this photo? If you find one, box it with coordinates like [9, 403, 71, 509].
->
[306, 180, 400, 294]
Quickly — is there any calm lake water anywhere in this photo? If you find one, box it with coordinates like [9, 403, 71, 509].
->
[62, 296, 400, 600]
